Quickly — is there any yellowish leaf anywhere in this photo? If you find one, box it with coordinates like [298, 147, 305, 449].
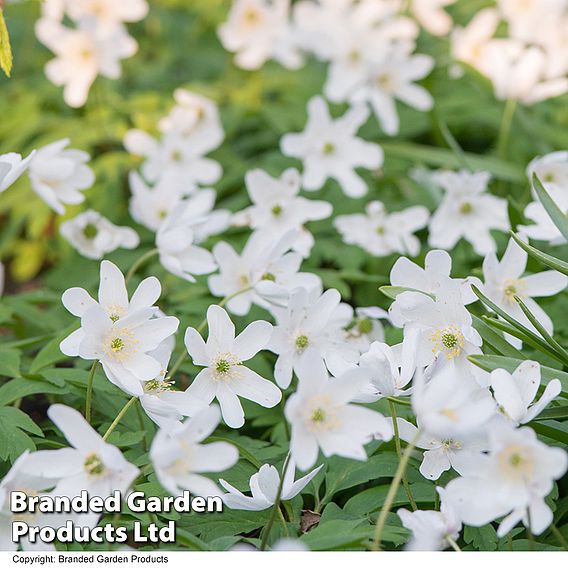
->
[0, 8, 13, 78]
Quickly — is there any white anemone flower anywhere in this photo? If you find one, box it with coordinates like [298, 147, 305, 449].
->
[285, 351, 392, 470]
[490, 361, 562, 425]
[280, 96, 383, 198]
[60, 210, 139, 259]
[428, 170, 509, 255]
[398, 488, 462, 551]
[65, 0, 149, 27]
[334, 200, 429, 257]
[232, 168, 332, 257]
[410, 0, 455, 36]
[151, 405, 239, 497]
[184, 305, 281, 428]
[0, 151, 36, 193]
[219, 458, 323, 511]
[22, 405, 140, 499]
[445, 422, 568, 537]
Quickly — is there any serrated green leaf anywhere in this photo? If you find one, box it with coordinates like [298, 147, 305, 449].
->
[0, 406, 43, 462]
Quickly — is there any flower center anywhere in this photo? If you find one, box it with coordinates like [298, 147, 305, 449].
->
[322, 142, 335, 155]
[357, 318, 373, 335]
[239, 274, 250, 286]
[84, 453, 105, 476]
[376, 225, 385, 235]
[170, 150, 183, 162]
[305, 396, 339, 432]
[295, 334, 309, 351]
[103, 327, 139, 362]
[497, 443, 535, 482]
[459, 201, 473, 214]
[430, 325, 465, 359]
[271, 204, 283, 216]
[502, 278, 526, 304]
[83, 223, 98, 239]
[110, 338, 124, 351]
[311, 408, 326, 422]
[349, 49, 361, 62]
[442, 438, 462, 450]
[261, 272, 276, 281]
[144, 377, 173, 393]
[211, 353, 242, 382]
[376, 72, 393, 91]
[242, 7, 261, 26]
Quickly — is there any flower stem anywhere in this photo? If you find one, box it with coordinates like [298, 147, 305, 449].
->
[388, 399, 417, 511]
[102, 396, 137, 441]
[85, 360, 98, 423]
[497, 98, 517, 160]
[125, 248, 159, 284]
[168, 286, 254, 378]
[386, 396, 412, 406]
[446, 535, 462, 552]
[260, 453, 292, 551]
[550, 523, 568, 551]
[372, 430, 420, 551]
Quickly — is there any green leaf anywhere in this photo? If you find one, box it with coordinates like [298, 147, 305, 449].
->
[0, 348, 21, 378]
[0, 8, 12, 78]
[0, 406, 43, 462]
[472, 315, 528, 359]
[531, 420, 568, 445]
[464, 525, 498, 551]
[380, 286, 434, 301]
[532, 174, 568, 241]
[0, 376, 64, 406]
[29, 334, 71, 373]
[510, 232, 568, 277]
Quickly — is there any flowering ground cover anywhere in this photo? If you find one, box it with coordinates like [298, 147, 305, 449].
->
[0, 0, 568, 553]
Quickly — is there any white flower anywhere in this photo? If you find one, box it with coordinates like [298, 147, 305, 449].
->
[22, 405, 140, 499]
[280, 96, 383, 198]
[219, 458, 323, 511]
[398, 488, 462, 551]
[480, 237, 567, 343]
[445, 422, 568, 536]
[428, 170, 509, 255]
[158, 89, 224, 153]
[60, 260, 179, 396]
[410, 0, 455, 36]
[124, 130, 222, 187]
[156, 190, 229, 282]
[353, 341, 411, 403]
[519, 151, 568, 245]
[0, 151, 36, 193]
[491, 361, 561, 425]
[268, 287, 359, 389]
[151, 405, 239, 497]
[35, 19, 137, 108]
[65, 0, 148, 27]
[388, 249, 480, 326]
[184, 305, 281, 428]
[60, 210, 139, 259]
[139, 341, 207, 428]
[328, 43, 434, 136]
[208, 231, 321, 316]
[334, 200, 429, 257]
[28, 139, 95, 214]
[411, 364, 497, 441]
[218, 0, 302, 70]
[397, 417, 488, 481]
[285, 351, 392, 470]
[232, 168, 332, 257]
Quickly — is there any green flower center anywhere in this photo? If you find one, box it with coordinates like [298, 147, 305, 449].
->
[271, 204, 283, 216]
[441, 333, 458, 350]
[376, 226, 385, 235]
[216, 359, 231, 374]
[322, 142, 335, 155]
[110, 338, 125, 352]
[295, 335, 309, 351]
[84, 453, 105, 475]
[261, 272, 276, 281]
[83, 223, 98, 239]
[311, 408, 326, 423]
[358, 318, 373, 334]
[109, 313, 120, 323]
[459, 202, 473, 214]
[504, 284, 517, 297]
[510, 453, 522, 467]
[171, 150, 183, 162]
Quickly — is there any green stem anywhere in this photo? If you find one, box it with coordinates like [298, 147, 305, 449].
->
[550, 523, 568, 551]
[168, 286, 254, 378]
[388, 400, 417, 511]
[260, 453, 292, 551]
[372, 430, 420, 551]
[386, 396, 412, 406]
[497, 98, 517, 160]
[446, 535, 462, 552]
[125, 248, 159, 284]
[102, 396, 137, 441]
[85, 360, 98, 423]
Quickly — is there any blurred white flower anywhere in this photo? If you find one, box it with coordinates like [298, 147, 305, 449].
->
[410, 0, 455, 36]
[151, 405, 239, 497]
[480, 237, 567, 344]
[428, 170, 509, 255]
[490, 361, 561, 425]
[29, 139, 94, 214]
[218, 0, 302, 70]
[398, 488, 461, 551]
[280, 96, 383, 197]
[219, 458, 322, 510]
[232, 168, 332, 257]
[65, 0, 148, 27]
[22, 405, 140, 499]
[184, 305, 281, 428]
[445, 422, 568, 537]
[208, 231, 321, 316]
[334, 200, 429, 257]
[0, 151, 36, 193]
[268, 287, 359, 388]
[285, 351, 392, 470]
[35, 19, 137, 108]
[60, 210, 139, 259]
[156, 190, 229, 282]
